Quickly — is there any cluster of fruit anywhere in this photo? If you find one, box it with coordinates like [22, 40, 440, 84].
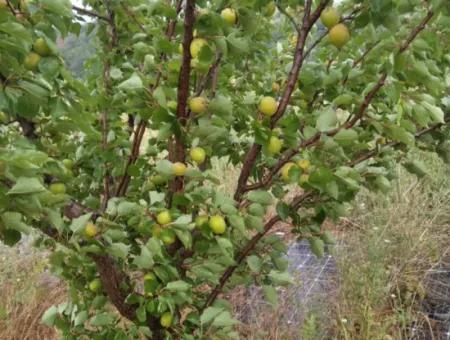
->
[321, 7, 350, 48]
[24, 38, 52, 71]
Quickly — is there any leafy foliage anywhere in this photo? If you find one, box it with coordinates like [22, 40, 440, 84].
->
[0, 0, 449, 338]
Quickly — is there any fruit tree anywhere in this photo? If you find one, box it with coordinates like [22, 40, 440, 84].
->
[0, 0, 449, 339]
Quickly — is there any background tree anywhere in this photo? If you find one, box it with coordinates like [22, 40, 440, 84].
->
[0, 0, 449, 338]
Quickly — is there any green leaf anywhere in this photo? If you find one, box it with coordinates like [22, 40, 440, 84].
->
[309, 237, 325, 258]
[228, 215, 245, 233]
[316, 108, 337, 132]
[166, 280, 191, 292]
[173, 228, 192, 249]
[133, 246, 154, 269]
[386, 125, 415, 146]
[200, 307, 223, 325]
[421, 102, 444, 123]
[276, 202, 290, 221]
[117, 201, 141, 217]
[217, 237, 234, 259]
[1, 212, 30, 234]
[73, 311, 88, 327]
[247, 190, 273, 205]
[41, 0, 72, 17]
[137, 305, 147, 323]
[403, 160, 428, 177]
[69, 213, 92, 233]
[262, 285, 278, 307]
[208, 96, 233, 116]
[0, 22, 32, 42]
[334, 129, 358, 146]
[153, 86, 166, 107]
[41, 306, 58, 326]
[155, 160, 173, 176]
[7, 177, 46, 195]
[118, 73, 143, 92]
[268, 270, 293, 285]
[212, 311, 240, 327]
[90, 312, 115, 326]
[109, 243, 130, 259]
[246, 255, 262, 273]
[321, 231, 336, 245]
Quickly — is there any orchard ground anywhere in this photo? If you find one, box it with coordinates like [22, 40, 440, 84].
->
[1, 151, 448, 339]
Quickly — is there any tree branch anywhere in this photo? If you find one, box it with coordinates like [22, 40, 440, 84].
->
[234, 0, 330, 202]
[276, 4, 301, 34]
[168, 0, 196, 200]
[100, 0, 118, 211]
[349, 117, 450, 166]
[398, 10, 434, 54]
[72, 5, 111, 22]
[120, 3, 146, 33]
[115, 1, 182, 197]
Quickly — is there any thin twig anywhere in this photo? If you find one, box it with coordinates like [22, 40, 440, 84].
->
[120, 3, 146, 33]
[276, 4, 301, 34]
[115, 0, 182, 197]
[72, 5, 111, 22]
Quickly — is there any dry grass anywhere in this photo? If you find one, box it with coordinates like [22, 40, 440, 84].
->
[0, 246, 65, 340]
[332, 153, 450, 339]
[227, 152, 450, 339]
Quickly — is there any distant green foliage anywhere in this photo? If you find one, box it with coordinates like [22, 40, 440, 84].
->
[59, 25, 97, 78]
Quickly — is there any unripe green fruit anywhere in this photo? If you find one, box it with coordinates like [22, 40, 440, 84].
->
[267, 136, 283, 155]
[89, 278, 102, 293]
[297, 159, 310, 171]
[0, 111, 8, 123]
[299, 173, 309, 186]
[156, 210, 172, 225]
[151, 175, 167, 186]
[152, 225, 162, 238]
[172, 162, 187, 176]
[190, 147, 206, 164]
[209, 215, 226, 234]
[161, 229, 176, 245]
[62, 159, 74, 169]
[263, 2, 276, 17]
[328, 24, 350, 48]
[144, 272, 157, 282]
[84, 222, 98, 238]
[167, 100, 177, 110]
[33, 38, 51, 56]
[190, 38, 207, 58]
[272, 82, 280, 92]
[189, 96, 207, 114]
[24, 52, 41, 71]
[221, 8, 237, 25]
[49, 182, 66, 195]
[280, 162, 298, 182]
[259, 96, 278, 116]
[160, 312, 173, 328]
[195, 215, 209, 228]
[320, 7, 340, 28]
[144, 272, 159, 293]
